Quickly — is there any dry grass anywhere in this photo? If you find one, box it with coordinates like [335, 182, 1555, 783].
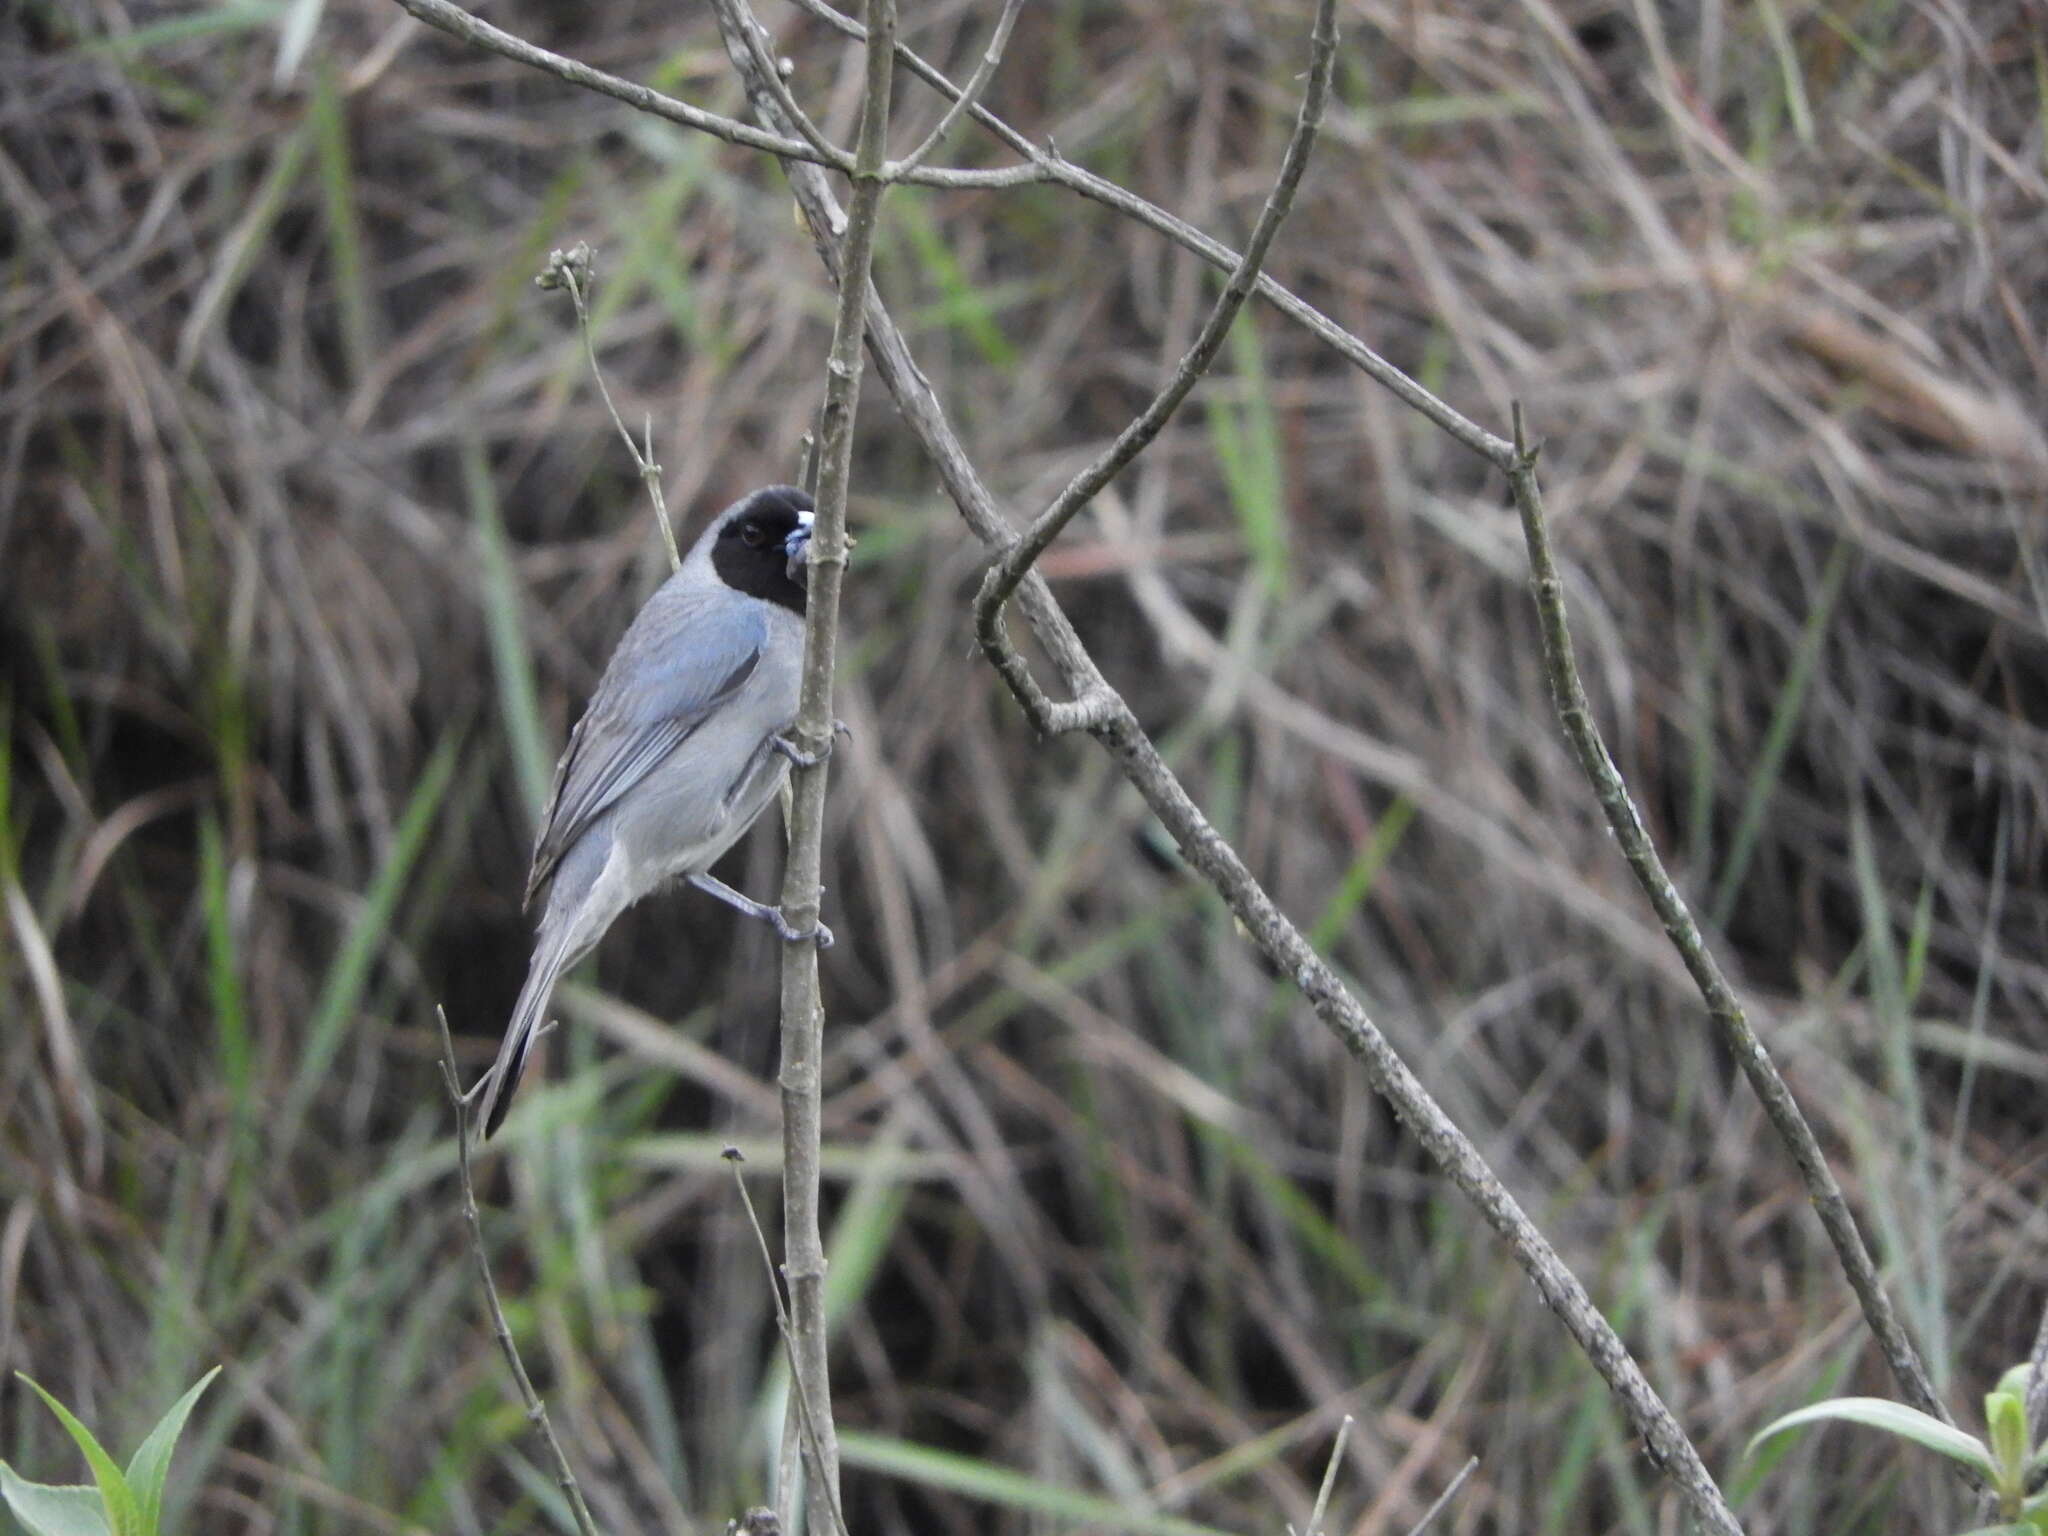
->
[4, 0, 2047, 1531]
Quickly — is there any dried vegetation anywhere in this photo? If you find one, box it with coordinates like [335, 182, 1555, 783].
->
[3, 0, 2046, 1531]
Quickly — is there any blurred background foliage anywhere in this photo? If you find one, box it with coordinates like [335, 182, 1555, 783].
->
[3, 0, 2046, 1531]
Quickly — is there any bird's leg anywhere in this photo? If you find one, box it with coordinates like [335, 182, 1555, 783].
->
[771, 719, 851, 769]
[689, 872, 833, 948]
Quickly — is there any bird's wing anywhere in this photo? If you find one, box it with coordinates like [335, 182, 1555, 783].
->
[524, 590, 768, 909]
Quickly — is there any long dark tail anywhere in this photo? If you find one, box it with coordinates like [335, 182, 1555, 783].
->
[473, 930, 575, 1141]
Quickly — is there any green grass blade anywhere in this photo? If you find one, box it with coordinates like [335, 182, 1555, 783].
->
[896, 189, 1018, 369]
[1206, 315, 1290, 596]
[175, 122, 311, 374]
[840, 1432, 1236, 1536]
[274, 731, 462, 1156]
[309, 60, 376, 384]
[1709, 539, 1850, 927]
[462, 438, 552, 822]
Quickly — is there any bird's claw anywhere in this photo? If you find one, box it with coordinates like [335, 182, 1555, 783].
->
[772, 720, 851, 769]
[772, 908, 834, 949]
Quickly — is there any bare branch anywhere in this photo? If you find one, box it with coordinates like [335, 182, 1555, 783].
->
[708, 0, 896, 1526]
[1504, 403, 1951, 1432]
[431, 1007, 601, 1536]
[724, 5, 852, 169]
[786, 0, 1509, 462]
[389, 0, 828, 166]
[536, 243, 680, 574]
[724, 1148, 852, 1536]
[737, 16, 1746, 1536]
[972, 0, 1335, 734]
[886, 0, 1025, 178]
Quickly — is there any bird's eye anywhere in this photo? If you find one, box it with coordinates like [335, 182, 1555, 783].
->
[741, 522, 765, 549]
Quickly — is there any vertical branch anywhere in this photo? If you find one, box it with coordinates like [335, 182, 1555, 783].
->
[756, 1, 895, 1527]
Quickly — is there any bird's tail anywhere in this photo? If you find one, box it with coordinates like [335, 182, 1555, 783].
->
[473, 928, 576, 1141]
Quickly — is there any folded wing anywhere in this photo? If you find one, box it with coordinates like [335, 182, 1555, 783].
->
[524, 589, 767, 909]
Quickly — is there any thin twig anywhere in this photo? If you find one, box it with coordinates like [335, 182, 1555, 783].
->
[388, 0, 1502, 460]
[389, 0, 824, 166]
[886, 0, 1024, 177]
[723, 1148, 853, 1536]
[727, 7, 850, 168]
[1288, 1413, 1351, 1536]
[785, 0, 1509, 463]
[1403, 1456, 1479, 1536]
[537, 244, 680, 574]
[972, 0, 1334, 733]
[431, 1007, 602, 1536]
[1503, 404, 1951, 1433]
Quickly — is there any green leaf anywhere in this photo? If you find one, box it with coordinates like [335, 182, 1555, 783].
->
[1998, 1364, 2037, 1403]
[1949, 1526, 2030, 1535]
[840, 1432, 1235, 1536]
[0, 1466, 113, 1536]
[13, 1377, 140, 1536]
[1989, 1389, 2029, 1486]
[124, 1367, 220, 1535]
[1747, 1396, 1996, 1477]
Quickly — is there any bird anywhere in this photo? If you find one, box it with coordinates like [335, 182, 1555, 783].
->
[472, 485, 832, 1140]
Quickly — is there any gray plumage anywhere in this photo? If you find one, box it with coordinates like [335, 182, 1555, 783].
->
[473, 487, 818, 1139]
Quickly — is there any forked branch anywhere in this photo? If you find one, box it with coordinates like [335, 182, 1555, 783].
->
[722, 11, 1744, 1535]
[971, 0, 1336, 734]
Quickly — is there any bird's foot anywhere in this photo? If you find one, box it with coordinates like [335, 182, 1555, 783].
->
[771, 904, 834, 950]
[772, 719, 851, 769]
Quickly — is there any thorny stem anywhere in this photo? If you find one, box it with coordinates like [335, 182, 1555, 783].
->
[1504, 404, 1952, 1435]
[431, 1008, 602, 1536]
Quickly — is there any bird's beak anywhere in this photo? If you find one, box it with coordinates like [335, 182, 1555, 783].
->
[785, 509, 813, 584]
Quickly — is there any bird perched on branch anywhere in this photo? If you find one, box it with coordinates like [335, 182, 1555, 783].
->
[472, 485, 832, 1140]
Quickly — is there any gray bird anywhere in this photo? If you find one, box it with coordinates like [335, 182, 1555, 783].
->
[473, 485, 831, 1140]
